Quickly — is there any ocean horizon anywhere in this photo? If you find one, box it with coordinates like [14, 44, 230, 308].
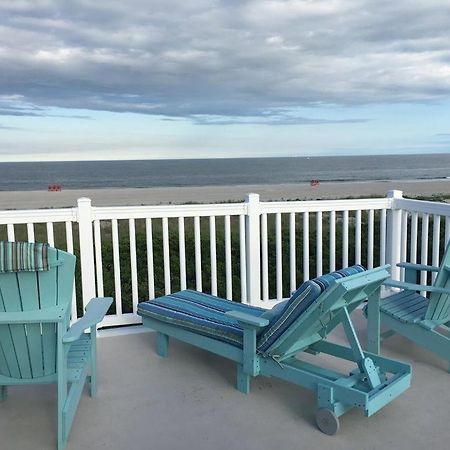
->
[1, 153, 450, 191]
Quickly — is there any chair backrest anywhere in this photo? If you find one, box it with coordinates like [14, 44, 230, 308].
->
[0, 246, 76, 380]
[425, 242, 450, 322]
[257, 265, 390, 358]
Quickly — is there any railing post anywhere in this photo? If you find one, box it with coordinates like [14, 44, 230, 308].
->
[77, 198, 96, 309]
[245, 193, 261, 305]
[386, 190, 403, 281]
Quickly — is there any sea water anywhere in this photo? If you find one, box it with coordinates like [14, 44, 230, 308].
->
[0, 153, 449, 191]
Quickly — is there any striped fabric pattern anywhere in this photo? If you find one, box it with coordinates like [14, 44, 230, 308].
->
[138, 266, 365, 350]
[138, 290, 266, 347]
[256, 265, 366, 354]
[0, 241, 50, 272]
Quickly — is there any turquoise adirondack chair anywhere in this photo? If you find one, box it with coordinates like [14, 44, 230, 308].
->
[367, 242, 450, 371]
[0, 242, 112, 450]
[138, 265, 411, 435]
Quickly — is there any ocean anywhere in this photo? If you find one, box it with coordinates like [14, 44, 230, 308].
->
[0, 154, 449, 191]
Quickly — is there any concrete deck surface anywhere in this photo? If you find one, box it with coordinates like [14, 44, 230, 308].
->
[1, 313, 450, 450]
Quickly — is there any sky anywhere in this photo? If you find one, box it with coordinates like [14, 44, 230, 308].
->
[0, 0, 450, 161]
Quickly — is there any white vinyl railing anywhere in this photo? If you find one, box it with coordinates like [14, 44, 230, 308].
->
[392, 195, 450, 293]
[1, 190, 449, 328]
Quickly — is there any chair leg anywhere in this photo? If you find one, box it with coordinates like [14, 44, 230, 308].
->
[57, 377, 68, 450]
[236, 364, 250, 394]
[156, 332, 169, 357]
[89, 363, 97, 397]
[0, 386, 6, 401]
[366, 290, 381, 354]
[90, 328, 97, 397]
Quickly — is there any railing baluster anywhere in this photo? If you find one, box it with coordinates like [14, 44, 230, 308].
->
[261, 213, 269, 301]
[432, 215, 441, 283]
[289, 212, 296, 293]
[65, 221, 74, 254]
[224, 215, 232, 299]
[209, 216, 217, 296]
[46, 222, 54, 246]
[410, 212, 418, 263]
[178, 217, 186, 291]
[303, 212, 309, 281]
[276, 212, 283, 300]
[111, 219, 122, 315]
[66, 221, 77, 322]
[367, 209, 374, 269]
[354, 210, 361, 265]
[27, 223, 35, 243]
[146, 219, 155, 299]
[94, 220, 104, 297]
[380, 209, 387, 265]
[420, 213, 429, 294]
[239, 215, 247, 303]
[316, 211, 322, 276]
[329, 211, 336, 272]
[129, 218, 138, 313]
[7, 223, 14, 241]
[342, 211, 349, 267]
[194, 216, 202, 292]
[162, 217, 171, 295]
[400, 210, 408, 279]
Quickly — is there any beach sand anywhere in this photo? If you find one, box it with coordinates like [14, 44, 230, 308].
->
[0, 179, 449, 210]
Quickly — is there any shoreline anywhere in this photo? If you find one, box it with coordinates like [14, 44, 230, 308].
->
[1, 178, 449, 209]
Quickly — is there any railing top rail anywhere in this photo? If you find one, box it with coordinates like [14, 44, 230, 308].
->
[0, 207, 77, 225]
[259, 197, 391, 214]
[91, 202, 247, 220]
[395, 198, 450, 216]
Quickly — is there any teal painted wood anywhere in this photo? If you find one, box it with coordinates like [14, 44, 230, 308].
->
[0, 243, 113, 450]
[266, 266, 390, 359]
[138, 266, 412, 434]
[368, 242, 450, 371]
[427, 242, 450, 321]
[156, 332, 169, 357]
[63, 297, 112, 343]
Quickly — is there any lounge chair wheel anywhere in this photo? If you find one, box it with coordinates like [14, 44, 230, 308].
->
[315, 408, 340, 435]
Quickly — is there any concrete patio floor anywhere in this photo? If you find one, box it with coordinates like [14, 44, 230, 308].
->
[1, 312, 450, 450]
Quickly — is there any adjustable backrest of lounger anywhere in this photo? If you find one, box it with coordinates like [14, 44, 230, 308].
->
[257, 265, 390, 358]
[0, 246, 75, 380]
[425, 242, 450, 322]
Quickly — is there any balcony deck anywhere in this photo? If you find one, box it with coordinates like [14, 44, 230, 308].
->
[1, 313, 449, 450]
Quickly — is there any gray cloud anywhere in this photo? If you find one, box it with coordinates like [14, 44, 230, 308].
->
[0, 102, 90, 119]
[0, 0, 449, 124]
[193, 114, 369, 126]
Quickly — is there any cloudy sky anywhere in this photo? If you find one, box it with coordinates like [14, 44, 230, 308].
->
[1, 0, 450, 161]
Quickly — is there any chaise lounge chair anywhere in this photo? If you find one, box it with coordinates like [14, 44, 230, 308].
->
[0, 242, 113, 450]
[366, 242, 450, 372]
[138, 265, 411, 435]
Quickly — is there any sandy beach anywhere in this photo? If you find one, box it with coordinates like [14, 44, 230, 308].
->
[0, 179, 449, 210]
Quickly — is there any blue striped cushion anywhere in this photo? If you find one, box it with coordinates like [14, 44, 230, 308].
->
[137, 290, 266, 347]
[0, 241, 50, 272]
[256, 265, 366, 354]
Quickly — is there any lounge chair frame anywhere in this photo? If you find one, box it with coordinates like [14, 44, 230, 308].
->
[140, 266, 411, 434]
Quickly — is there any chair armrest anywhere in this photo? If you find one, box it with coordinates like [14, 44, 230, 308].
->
[0, 305, 68, 324]
[225, 311, 269, 328]
[384, 279, 450, 295]
[397, 262, 440, 272]
[63, 297, 113, 344]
